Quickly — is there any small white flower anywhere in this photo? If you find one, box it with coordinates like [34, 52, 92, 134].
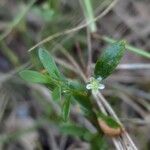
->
[86, 76, 105, 92]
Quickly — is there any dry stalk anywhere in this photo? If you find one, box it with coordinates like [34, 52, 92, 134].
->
[97, 92, 138, 150]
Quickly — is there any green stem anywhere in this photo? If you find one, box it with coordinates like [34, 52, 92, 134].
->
[81, 0, 97, 32]
[102, 36, 150, 59]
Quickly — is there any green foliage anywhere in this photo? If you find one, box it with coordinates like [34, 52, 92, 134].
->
[72, 92, 92, 111]
[91, 134, 108, 150]
[94, 41, 126, 79]
[19, 46, 126, 149]
[60, 123, 107, 149]
[52, 86, 61, 101]
[62, 96, 71, 122]
[48, 0, 60, 11]
[19, 70, 49, 83]
[60, 123, 93, 141]
[20, 47, 125, 124]
[38, 48, 62, 79]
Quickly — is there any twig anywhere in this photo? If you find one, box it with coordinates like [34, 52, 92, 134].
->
[86, 28, 92, 78]
[75, 42, 86, 69]
[120, 118, 150, 125]
[92, 91, 107, 114]
[92, 91, 124, 150]
[55, 43, 87, 82]
[0, 62, 30, 84]
[92, 63, 150, 70]
[54, 58, 76, 73]
[118, 92, 146, 118]
[97, 92, 138, 150]
[117, 63, 150, 69]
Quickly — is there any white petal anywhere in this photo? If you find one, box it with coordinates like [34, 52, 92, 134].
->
[86, 84, 92, 89]
[97, 76, 102, 81]
[98, 84, 105, 89]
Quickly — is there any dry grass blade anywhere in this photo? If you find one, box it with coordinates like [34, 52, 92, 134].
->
[28, 0, 118, 52]
[97, 92, 138, 150]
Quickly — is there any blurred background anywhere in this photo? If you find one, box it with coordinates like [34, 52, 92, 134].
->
[0, 0, 150, 149]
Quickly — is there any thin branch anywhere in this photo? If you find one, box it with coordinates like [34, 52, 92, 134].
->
[92, 91, 107, 114]
[92, 63, 150, 70]
[92, 91, 124, 150]
[54, 58, 76, 73]
[75, 42, 86, 69]
[0, 62, 30, 84]
[120, 118, 150, 125]
[117, 63, 150, 69]
[118, 92, 146, 118]
[97, 92, 138, 150]
[55, 42, 87, 82]
[86, 28, 92, 78]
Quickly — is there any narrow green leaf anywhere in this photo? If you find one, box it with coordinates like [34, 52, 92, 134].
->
[52, 86, 61, 101]
[38, 48, 61, 78]
[62, 96, 71, 122]
[94, 41, 126, 79]
[19, 70, 49, 83]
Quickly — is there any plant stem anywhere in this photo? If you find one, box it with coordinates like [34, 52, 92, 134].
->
[86, 28, 92, 78]
[97, 92, 138, 150]
[81, 0, 97, 32]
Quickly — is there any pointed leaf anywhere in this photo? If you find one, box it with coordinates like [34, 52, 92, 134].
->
[94, 41, 126, 79]
[62, 96, 71, 122]
[19, 70, 49, 83]
[52, 86, 61, 101]
[38, 48, 61, 78]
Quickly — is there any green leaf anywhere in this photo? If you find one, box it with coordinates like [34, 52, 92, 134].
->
[73, 92, 92, 111]
[52, 86, 61, 101]
[91, 134, 108, 150]
[19, 70, 49, 83]
[38, 48, 61, 78]
[60, 124, 93, 141]
[94, 41, 126, 79]
[62, 96, 71, 122]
